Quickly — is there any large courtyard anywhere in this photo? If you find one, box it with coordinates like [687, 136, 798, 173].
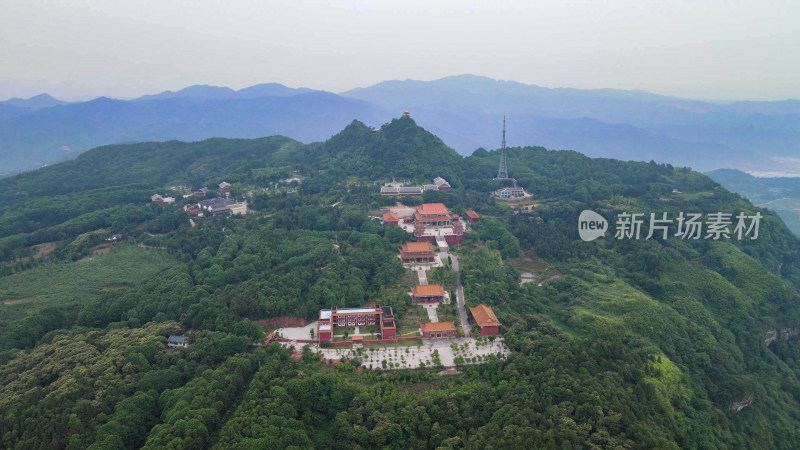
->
[276, 335, 510, 370]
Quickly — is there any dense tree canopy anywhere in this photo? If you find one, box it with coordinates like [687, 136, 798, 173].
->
[1, 119, 800, 448]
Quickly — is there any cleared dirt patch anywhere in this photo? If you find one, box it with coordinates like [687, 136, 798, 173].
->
[538, 270, 564, 286]
[90, 243, 113, 253]
[13, 241, 63, 263]
[509, 251, 549, 272]
[253, 316, 310, 330]
[77, 244, 114, 262]
[33, 242, 62, 258]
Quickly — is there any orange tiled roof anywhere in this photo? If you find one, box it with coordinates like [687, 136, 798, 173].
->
[420, 322, 456, 332]
[411, 285, 446, 296]
[414, 212, 451, 222]
[466, 210, 480, 219]
[401, 242, 434, 253]
[469, 304, 501, 327]
[417, 203, 449, 216]
[383, 211, 399, 221]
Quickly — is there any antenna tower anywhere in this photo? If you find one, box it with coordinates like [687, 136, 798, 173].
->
[496, 116, 509, 180]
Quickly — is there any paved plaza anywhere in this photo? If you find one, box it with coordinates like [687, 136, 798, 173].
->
[295, 337, 510, 370]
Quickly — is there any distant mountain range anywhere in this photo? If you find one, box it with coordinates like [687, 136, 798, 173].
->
[0, 93, 67, 110]
[1, 75, 798, 174]
[0, 89, 386, 174]
[344, 75, 800, 172]
[132, 83, 318, 103]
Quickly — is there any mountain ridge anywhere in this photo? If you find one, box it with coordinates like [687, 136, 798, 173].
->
[0, 91, 390, 174]
[132, 82, 320, 102]
[0, 93, 68, 110]
[1, 75, 799, 174]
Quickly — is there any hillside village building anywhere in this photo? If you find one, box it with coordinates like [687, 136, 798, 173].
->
[399, 241, 436, 263]
[197, 198, 248, 216]
[218, 181, 231, 194]
[465, 210, 480, 224]
[167, 335, 189, 348]
[151, 194, 175, 205]
[317, 306, 397, 342]
[470, 304, 502, 336]
[381, 185, 424, 196]
[381, 177, 451, 196]
[423, 177, 451, 191]
[411, 284, 446, 303]
[496, 186, 526, 199]
[105, 234, 124, 243]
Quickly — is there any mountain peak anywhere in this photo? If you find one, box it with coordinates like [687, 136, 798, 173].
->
[322, 115, 462, 183]
[236, 83, 317, 98]
[0, 93, 67, 110]
[134, 85, 236, 102]
[132, 83, 323, 102]
[176, 85, 236, 96]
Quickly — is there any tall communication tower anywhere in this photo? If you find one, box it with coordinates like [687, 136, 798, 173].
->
[496, 116, 509, 180]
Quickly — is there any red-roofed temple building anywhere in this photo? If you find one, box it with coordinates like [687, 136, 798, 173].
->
[411, 284, 446, 303]
[414, 203, 453, 227]
[409, 203, 466, 245]
[382, 211, 399, 227]
[465, 210, 480, 224]
[399, 242, 436, 263]
[469, 304, 502, 336]
[420, 322, 457, 339]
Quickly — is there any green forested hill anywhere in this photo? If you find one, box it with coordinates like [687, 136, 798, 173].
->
[1, 119, 800, 448]
[321, 118, 464, 183]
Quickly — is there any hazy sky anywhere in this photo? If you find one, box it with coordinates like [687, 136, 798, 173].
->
[2, 0, 798, 101]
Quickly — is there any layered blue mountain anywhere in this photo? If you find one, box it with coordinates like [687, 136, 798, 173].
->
[0, 93, 68, 110]
[1, 76, 798, 174]
[0, 94, 69, 123]
[132, 83, 318, 102]
[0, 88, 388, 174]
[343, 75, 800, 172]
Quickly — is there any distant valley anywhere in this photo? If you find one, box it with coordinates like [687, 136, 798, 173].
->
[707, 169, 800, 236]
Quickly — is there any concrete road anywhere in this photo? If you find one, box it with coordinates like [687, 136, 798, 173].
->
[424, 304, 439, 323]
[417, 267, 428, 285]
[448, 253, 471, 336]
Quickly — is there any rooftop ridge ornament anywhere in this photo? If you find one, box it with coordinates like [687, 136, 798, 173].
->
[496, 116, 509, 180]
